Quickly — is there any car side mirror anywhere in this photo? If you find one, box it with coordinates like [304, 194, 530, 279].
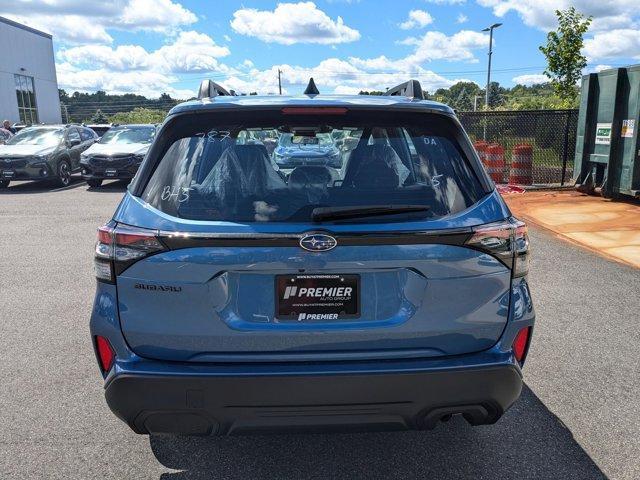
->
[69, 138, 80, 147]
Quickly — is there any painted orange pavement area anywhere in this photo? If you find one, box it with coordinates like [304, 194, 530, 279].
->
[502, 190, 640, 269]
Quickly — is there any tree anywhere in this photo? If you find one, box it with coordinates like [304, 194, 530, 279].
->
[90, 109, 109, 124]
[109, 108, 166, 124]
[539, 7, 592, 106]
[487, 81, 505, 109]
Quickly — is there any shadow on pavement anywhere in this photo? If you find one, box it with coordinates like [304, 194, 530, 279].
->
[150, 386, 607, 480]
[86, 180, 129, 193]
[0, 177, 86, 194]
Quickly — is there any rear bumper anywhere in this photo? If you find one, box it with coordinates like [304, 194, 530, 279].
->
[104, 360, 522, 436]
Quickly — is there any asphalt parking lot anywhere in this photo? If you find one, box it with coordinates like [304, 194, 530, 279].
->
[1, 179, 639, 480]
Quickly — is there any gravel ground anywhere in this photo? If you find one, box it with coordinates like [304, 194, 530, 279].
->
[0, 179, 638, 479]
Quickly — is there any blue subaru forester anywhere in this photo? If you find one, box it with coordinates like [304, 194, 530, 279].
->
[90, 79, 534, 436]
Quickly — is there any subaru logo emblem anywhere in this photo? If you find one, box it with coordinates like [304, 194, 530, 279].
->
[299, 233, 337, 252]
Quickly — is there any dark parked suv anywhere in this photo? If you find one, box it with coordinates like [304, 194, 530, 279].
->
[0, 125, 97, 188]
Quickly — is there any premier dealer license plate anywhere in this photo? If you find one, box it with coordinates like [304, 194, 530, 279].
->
[276, 274, 360, 321]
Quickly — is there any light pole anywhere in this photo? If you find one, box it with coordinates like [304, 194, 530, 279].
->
[482, 22, 502, 140]
[482, 23, 502, 111]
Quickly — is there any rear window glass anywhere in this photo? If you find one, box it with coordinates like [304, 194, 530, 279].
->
[141, 111, 484, 223]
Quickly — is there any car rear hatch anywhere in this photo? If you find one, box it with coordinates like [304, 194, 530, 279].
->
[101, 106, 518, 362]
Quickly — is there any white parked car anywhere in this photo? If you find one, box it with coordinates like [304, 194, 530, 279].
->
[80, 124, 157, 188]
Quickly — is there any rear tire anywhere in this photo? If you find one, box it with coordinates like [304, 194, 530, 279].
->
[0, 179, 9, 189]
[56, 160, 72, 187]
[87, 179, 103, 188]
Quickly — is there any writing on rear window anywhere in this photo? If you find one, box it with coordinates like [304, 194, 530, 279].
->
[142, 113, 483, 223]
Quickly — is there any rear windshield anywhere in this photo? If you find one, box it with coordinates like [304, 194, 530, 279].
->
[141, 111, 484, 223]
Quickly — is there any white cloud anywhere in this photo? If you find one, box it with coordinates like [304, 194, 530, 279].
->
[119, 0, 196, 31]
[396, 30, 490, 64]
[56, 62, 192, 98]
[153, 31, 230, 73]
[477, 0, 637, 32]
[399, 10, 434, 30]
[58, 31, 230, 73]
[0, 0, 197, 44]
[512, 74, 548, 85]
[230, 2, 360, 45]
[583, 29, 640, 61]
[456, 13, 468, 24]
[593, 64, 612, 72]
[348, 30, 487, 75]
[58, 45, 150, 71]
[2, 14, 114, 44]
[57, 31, 232, 96]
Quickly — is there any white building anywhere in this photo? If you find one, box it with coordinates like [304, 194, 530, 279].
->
[0, 16, 61, 125]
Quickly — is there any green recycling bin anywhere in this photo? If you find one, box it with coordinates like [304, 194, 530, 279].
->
[574, 65, 640, 198]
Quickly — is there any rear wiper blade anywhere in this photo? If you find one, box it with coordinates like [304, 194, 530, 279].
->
[311, 204, 430, 222]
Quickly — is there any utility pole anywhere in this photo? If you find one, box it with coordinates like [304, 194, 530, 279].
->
[482, 23, 502, 111]
[277, 69, 282, 95]
[481, 22, 502, 140]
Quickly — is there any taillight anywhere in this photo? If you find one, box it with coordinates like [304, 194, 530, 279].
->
[512, 327, 531, 363]
[465, 217, 529, 277]
[94, 223, 165, 283]
[95, 335, 115, 373]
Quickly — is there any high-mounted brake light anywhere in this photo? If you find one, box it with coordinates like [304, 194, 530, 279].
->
[281, 107, 347, 115]
[95, 335, 115, 373]
[512, 327, 531, 363]
[94, 223, 165, 282]
[465, 217, 529, 277]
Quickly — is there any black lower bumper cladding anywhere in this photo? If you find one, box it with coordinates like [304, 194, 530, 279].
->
[105, 365, 522, 435]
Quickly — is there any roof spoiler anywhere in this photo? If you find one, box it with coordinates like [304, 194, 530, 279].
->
[384, 80, 424, 99]
[197, 80, 233, 99]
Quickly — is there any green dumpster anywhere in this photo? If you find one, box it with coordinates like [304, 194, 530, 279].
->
[574, 65, 640, 198]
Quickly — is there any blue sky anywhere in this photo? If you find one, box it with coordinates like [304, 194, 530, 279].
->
[1, 0, 638, 98]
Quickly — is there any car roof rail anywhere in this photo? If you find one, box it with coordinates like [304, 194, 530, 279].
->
[197, 79, 233, 99]
[384, 80, 424, 99]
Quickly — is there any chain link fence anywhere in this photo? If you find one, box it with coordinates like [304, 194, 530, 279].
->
[458, 109, 578, 186]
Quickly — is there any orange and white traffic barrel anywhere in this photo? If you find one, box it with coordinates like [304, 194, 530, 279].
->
[509, 144, 533, 185]
[486, 144, 505, 184]
[473, 141, 489, 167]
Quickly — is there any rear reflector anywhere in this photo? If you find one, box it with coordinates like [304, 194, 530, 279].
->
[281, 107, 347, 115]
[95, 335, 115, 373]
[513, 327, 531, 363]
